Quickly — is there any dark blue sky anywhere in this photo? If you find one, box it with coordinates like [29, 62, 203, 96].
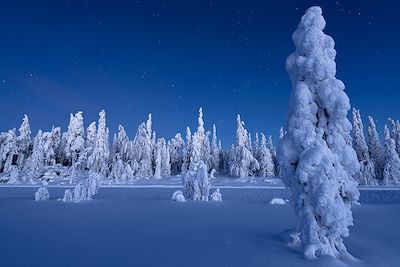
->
[1, 0, 399, 146]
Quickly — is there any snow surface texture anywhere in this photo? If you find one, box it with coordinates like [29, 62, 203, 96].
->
[278, 6, 360, 260]
[34, 187, 49, 201]
[0, 187, 399, 267]
[171, 190, 186, 202]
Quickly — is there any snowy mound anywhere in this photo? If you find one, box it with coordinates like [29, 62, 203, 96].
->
[35, 187, 49, 201]
[269, 198, 287, 205]
[171, 190, 186, 202]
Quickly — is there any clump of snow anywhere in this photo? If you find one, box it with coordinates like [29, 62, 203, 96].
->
[210, 169, 216, 179]
[210, 188, 222, 201]
[269, 198, 287, 205]
[34, 187, 49, 201]
[171, 190, 186, 202]
[182, 161, 210, 201]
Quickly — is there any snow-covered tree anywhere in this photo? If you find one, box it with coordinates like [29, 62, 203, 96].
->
[42, 127, 61, 167]
[210, 124, 220, 172]
[352, 109, 375, 185]
[25, 130, 45, 180]
[254, 133, 260, 159]
[277, 7, 360, 259]
[86, 122, 97, 150]
[16, 114, 32, 168]
[182, 161, 210, 201]
[210, 188, 222, 201]
[87, 110, 110, 176]
[161, 139, 171, 177]
[190, 108, 211, 170]
[367, 116, 384, 180]
[169, 133, 184, 175]
[65, 112, 85, 166]
[132, 114, 153, 178]
[266, 134, 278, 176]
[258, 133, 275, 177]
[230, 114, 259, 177]
[0, 129, 18, 173]
[181, 127, 192, 172]
[383, 125, 400, 185]
[34, 187, 49, 201]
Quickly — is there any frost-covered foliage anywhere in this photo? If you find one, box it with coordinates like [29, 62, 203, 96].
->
[277, 6, 360, 259]
[86, 122, 97, 151]
[230, 114, 259, 177]
[25, 130, 45, 180]
[63, 175, 99, 203]
[368, 116, 385, 180]
[210, 188, 222, 201]
[131, 114, 153, 178]
[35, 187, 49, 201]
[169, 133, 184, 175]
[181, 127, 192, 172]
[42, 127, 61, 167]
[182, 162, 210, 201]
[171, 190, 186, 202]
[383, 125, 400, 185]
[190, 108, 211, 170]
[87, 110, 110, 176]
[16, 114, 32, 168]
[352, 109, 375, 185]
[257, 133, 275, 177]
[153, 138, 171, 179]
[65, 112, 85, 165]
[210, 124, 220, 172]
[0, 129, 18, 173]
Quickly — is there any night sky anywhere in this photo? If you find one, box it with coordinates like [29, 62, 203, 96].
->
[1, 0, 399, 146]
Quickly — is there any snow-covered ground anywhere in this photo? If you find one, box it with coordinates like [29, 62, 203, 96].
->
[0, 186, 399, 267]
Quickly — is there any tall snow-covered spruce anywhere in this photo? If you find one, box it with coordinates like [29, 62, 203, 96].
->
[230, 114, 259, 177]
[277, 6, 360, 259]
[87, 110, 110, 177]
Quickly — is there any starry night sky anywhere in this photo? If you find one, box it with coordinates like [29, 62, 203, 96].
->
[1, 0, 399, 146]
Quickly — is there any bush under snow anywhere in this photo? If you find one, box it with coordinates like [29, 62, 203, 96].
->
[35, 187, 49, 201]
[182, 161, 210, 201]
[210, 188, 222, 201]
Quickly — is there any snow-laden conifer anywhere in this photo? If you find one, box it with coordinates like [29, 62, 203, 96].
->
[87, 110, 110, 176]
[210, 124, 220, 172]
[169, 133, 184, 175]
[383, 125, 400, 185]
[277, 6, 360, 259]
[368, 116, 385, 180]
[230, 114, 259, 177]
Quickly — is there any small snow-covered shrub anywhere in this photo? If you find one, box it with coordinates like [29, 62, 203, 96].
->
[269, 198, 287, 205]
[35, 187, 49, 201]
[63, 176, 99, 203]
[171, 190, 186, 202]
[73, 183, 88, 202]
[210, 188, 222, 201]
[182, 162, 210, 201]
[63, 189, 73, 202]
[86, 172, 100, 198]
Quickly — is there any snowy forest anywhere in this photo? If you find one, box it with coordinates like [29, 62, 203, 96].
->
[1, 105, 399, 186]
